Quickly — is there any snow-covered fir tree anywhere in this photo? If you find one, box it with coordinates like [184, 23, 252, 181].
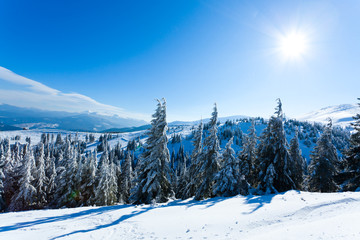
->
[55, 133, 63, 145]
[34, 143, 48, 208]
[343, 98, 360, 191]
[175, 151, 188, 198]
[0, 145, 5, 211]
[130, 98, 173, 204]
[213, 137, 248, 197]
[289, 127, 306, 190]
[45, 149, 57, 204]
[9, 145, 37, 211]
[256, 99, 296, 194]
[3, 139, 19, 208]
[111, 151, 122, 203]
[307, 119, 339, 192]
[239, 119, 257, 186]
[119, 151, 133, 203]
[195, 104, 220, 200]
[77, 150, 97, 206]
[95, 150, 118, 206]
[182, 120, 203, 199]
[175, 144, 185, 175]
[54, 141, 79, 207]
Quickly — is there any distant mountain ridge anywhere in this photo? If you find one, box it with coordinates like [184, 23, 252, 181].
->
[169, 115, 249, 126]
[0, 104, 148, 132]
[169, 104, 359, 128]
[0, 123, 22, 131]
[1, 103, 358, 132]
[297, 104, 358, 127]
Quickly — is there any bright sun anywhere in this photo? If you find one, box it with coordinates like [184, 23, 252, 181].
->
[280, 32, 307, 58]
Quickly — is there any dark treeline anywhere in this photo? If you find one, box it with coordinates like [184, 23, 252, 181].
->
[0, 98, 359, 211]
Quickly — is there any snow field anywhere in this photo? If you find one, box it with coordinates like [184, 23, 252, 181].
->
[0, 191, 359, 240]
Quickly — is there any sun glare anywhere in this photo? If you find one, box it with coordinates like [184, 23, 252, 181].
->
[280, 32, 308, 59]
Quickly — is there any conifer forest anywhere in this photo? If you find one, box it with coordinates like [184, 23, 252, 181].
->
[0, 98, 359, 212]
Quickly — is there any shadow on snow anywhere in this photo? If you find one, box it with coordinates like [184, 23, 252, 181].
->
[49, 206, 152, 240]
[0, 205, 133, 233]
[0, 191, 307, 238]
[242, 190, 301, 214]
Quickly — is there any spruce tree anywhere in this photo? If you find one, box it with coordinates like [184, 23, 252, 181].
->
[289, 127, 306, 190]
[3, 139, 18, 207]
[45, 152, 57, 204]
[0, 147, 5, 211]
[175, 153, 189, 199]
[195, 104, 220, 200]
[54, 141, 79, 207]
[55, 133, 63, 145]
[119, 151, 133, 203]
[182, 120, 203, 199]
[79, 150, 97, 205]
[256, 99, 295, 194]
[34, 143, 48, 208]
[307, 120, 339, 192]
[343, 98, 360, 191]
[239, 119, 257, 186]
[95, 150, 118, 206]
[9, 145, 37, 211]
[130, 99, 173, 204]
[213, 137, 248, 197]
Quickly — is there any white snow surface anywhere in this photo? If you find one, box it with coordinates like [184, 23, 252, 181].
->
[0, 191, 359, 240]
[297, 104, 358, 127]
[0, 129, 146, 148]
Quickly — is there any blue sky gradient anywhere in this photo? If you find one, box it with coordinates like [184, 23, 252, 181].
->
[1, 0, 359, 121]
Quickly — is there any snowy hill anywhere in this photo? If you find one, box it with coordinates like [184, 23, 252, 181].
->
[0, 116, 350, 164]
[0, 104, 148, 131]
[0, 191, 359, 240]
[167, 118, 349, 163]
[297, 104, 358, 127]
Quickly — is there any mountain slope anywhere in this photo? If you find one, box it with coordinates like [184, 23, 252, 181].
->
[0, 104, 148, 131]
[297, 104, 358, 127]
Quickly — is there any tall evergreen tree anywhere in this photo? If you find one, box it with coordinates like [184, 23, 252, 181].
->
[55, 133, 63, 145]
[343, 98, 360, 191]
[182, 120, 203, 199]
[0, 146, 6, 211]
[119, 151, 133, 203]
[95, 150, 118, 206]
[195, 104, 220, 200]
[34, 143, 48, 208]
[54, 141, 79, 207]
[130, 99, 173, 204]
[3, 139, 18, 207]
[239, 119, 257, 186]
[307, 120, 339, 192]
[213, 137, 248, 197]
[256, 99, 296, 194]
[79, 150, 97, 205]
[175, 153, 189, 199]
[9, 145, 37, 211]
[289, 127, 306, 190]
[45, 151, 57, 204]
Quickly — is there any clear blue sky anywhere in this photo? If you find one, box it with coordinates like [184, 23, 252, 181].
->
[1, 0, 359, 121]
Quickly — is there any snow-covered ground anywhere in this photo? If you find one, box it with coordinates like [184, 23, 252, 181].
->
[1, 191, 359, 240]
[0, 129, 147, 148]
